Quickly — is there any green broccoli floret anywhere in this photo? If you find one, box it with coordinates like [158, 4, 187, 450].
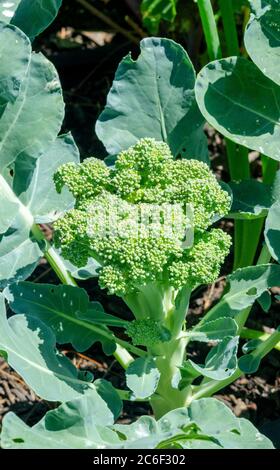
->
[125, 319, 171, 347]
[53, 138, 231, 323]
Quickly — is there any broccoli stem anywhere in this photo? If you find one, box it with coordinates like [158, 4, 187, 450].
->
[149, 337, 191, 419]
[123, 281, 192, 418]
[123, 282, 176, 321]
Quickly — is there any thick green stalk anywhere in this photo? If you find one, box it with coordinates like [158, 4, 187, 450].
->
[191, 328, 280, 401]
[226, 141, 250, 181]
[197, 0, 222, 60]
[233, 218, 264, 271]
[262, 155, 279, 184]
[149, 290, 192, 418]
[219, 0, 239, 56]
[150, 337, 191, 419]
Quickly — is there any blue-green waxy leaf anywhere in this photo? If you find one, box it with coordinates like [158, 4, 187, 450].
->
[0, 392, 120, 449]
[5, 282, 116, 354]
[1, 397, 273, 449]
[202, 264, 280, 322]
[0, 196, 19, 234]
[0, 228, 42, 288]
[11, 0, 62, 39]
[242, 339, 263, 354]
[0, 294, 95, 401]
[0, 51, 64, 171]
[0, 22, 30, 110]
[94, 379, 122, 421]
[58, 253, 101, 280]
[190, 317, 238, 342]
[13, 134, 79, 223]
[257, 290, 272, 312]
[0, 176, 43, 287]
[126, 357, 160, 399]
[195, 56, 280, 161]
[141, 0, 178, 34]
[182, 398, 273, 449]
[265, 201, 280, 262]
[228, 180, 273, 219]
[239, 326, 280, 373]
[0, 1, 62, 39]
[239, 353, 262, 373]
[245, 0, 280, 86]
[188, 336, 239, 380]
[96, 37, 208, 162]
[84, 303, 128, 328]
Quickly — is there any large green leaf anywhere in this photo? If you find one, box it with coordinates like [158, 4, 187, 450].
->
[0, 22, 30, 110]
[202, 264, 280, 323]
[187, 336, 239, 381]
[96, 37, 208, 162]
[5, 282, 117, 354]
[12, 0, 62, 38]
[0, 294, 96, 401]
[0, 51, 64, 171]
[245, 1, 280, 85]
[189, 317, 238, 342]
[126, 356, 160, 399]
[13, 134, 79, 223]
[1, 397, 273, 449]
[0, 175, 43, 288]
[55, 250, 101, 280]
[264, 201, 280, 262]
[195, 56, 280, 161]
[228, 180, 273, 219]
[0, 193, 19, 234]
[239, 326, 280, 373]
[0, 1, 62, 39]
[182, 398, 273, 449]
[141, 0, 178, 34]
[0, 226, 42, 288]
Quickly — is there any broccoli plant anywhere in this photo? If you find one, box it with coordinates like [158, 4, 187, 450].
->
[0, 10, 280, 449]
[52, 137, 232, 417]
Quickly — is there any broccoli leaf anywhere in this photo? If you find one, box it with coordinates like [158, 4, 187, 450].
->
[228, 180, 274, 219]
[245, 0, 280, 86]
[126, 357, 161, 399]
[1, 397, 273, 449]
[5, 282, 117, 355]
[0, 51, 64, 172]
[201, 264, 280, 323]
[257, 290, 272, 313]
[0, 1, 62, 39]
[195, 56, 280, 161]
[0, 293, 97, 401]
[187, 336, 239, 380]
[13, 134, 79, 223]
[0, 22, 31, 109]
[190, 317, 238, 342]
[264, 201, 280, 262]
[96, 37, 208, 162]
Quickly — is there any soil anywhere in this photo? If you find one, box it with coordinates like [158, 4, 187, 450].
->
[0, 0, 280, 449]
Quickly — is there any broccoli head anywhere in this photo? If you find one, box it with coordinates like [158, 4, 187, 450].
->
[53, 138, 231, 311]
[125, 319, 171, 347]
